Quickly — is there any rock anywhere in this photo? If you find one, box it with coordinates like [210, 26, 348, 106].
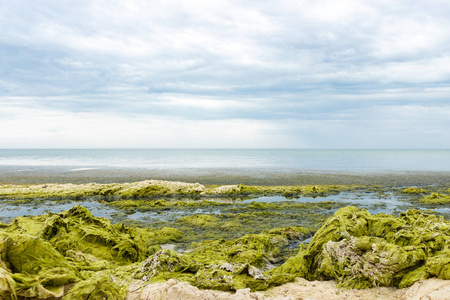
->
[272, 206, 450, 289]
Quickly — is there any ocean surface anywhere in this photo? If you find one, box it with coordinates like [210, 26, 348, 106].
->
[0, 149, 449, 173]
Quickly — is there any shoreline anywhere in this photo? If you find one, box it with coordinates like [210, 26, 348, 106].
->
[0, 167, 449, 186]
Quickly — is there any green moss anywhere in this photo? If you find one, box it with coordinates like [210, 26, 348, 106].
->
[0, 205, 164, 298]
[0, 232, 82, 298]
[136, 249, 201, 281]
[0, 180, 364, 201]
[132, 231, 299, 291]
[63, 272, 124, 300]
[267, 247, 308, 285]
[426, 250, 450, 280]
[401, 187, 429, 194]
[419, 193, 450, 204]
[264, 226, 311, 240]
[0, 180, 206, 200]
[280, 206, 450, 289]
[176, 214, 221, 228]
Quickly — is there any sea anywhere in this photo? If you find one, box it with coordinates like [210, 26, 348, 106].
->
[0, 149, 449, 173]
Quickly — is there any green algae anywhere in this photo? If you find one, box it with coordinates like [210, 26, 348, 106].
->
[6, 205, 150, 264]
[401, 187, 429, 194]
[63, 272, 124, 300]
[270, 206, 450, 289]
[0, 180, 206, 200]
[419, 192, 450, 204]
[0, 180, 364, 200]
[0, 203, 317, 297]
[0, 205, 177, 299]
[1, 180, 449, 297]
[0, 232, 82, 299]
[134, 231, 307, 291]
[151, 206, 322, 246]
[176, 215, 221, 228]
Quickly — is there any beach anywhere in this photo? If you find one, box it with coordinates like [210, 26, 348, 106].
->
[0, 149, 449, 299]
[1, 167, 450, 186]
[0, 177, 449, 299]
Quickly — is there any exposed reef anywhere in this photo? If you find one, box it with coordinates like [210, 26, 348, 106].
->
[0, 180, 362, 200]
[0, 203, 448, 299]
[272, 206, 450, 289]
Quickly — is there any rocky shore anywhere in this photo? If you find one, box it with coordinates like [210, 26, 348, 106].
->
[0, 180, 448, 299]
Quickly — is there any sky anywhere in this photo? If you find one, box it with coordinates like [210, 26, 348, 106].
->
[1, 0, 450, 149]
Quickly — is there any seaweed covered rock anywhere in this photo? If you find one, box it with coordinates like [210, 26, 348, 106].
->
[0, 232, 82, 299]
[134, 232, 303, 291]
[419, 192, 450, 204]
[187, 233, 288, 268]
[136, 249, 201, 281]
[401, 187, 429, 194]
[63, 272, 123, 300]
[176, 214, 221, 228]
[0, 180, 206, 199]
[7, 205, 149, 265]
[273, 206, 450, 289]
[0, 205, 162, 299]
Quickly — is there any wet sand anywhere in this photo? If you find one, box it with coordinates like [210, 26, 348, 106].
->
[0, 167, 449, 186]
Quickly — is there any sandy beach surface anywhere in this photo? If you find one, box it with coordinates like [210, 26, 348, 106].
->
[127, 277, 450, 300]
[1, 167, 449, 186]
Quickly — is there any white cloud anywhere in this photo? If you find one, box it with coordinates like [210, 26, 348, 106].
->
[0, 106, 285, 148]
[1, 0, 450, 148]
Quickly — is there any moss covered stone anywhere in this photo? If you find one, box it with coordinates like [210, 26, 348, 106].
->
[401, 187, 429, 194]
[272, 206, 450, 289]
[176, 214, 221, 228]
[419, 192, 450, 204]
[0, 180, 363, 200]
[0, 205, 167, 299]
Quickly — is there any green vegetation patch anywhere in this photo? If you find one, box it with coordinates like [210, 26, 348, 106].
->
[0, 180, 364, 200]
[270, 206, 450, 289]
[0, 204, 315, 297]
[401, 187, 429, 194]
[0, 205, 185, 299]
[144, 200, 342, 244]
[134, 228, 311, 291]
[419, 192, 450, 204]
[0, 180, 205, 200]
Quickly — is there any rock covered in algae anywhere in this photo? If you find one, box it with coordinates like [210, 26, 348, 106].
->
[133, 231, 305, 291]
[0, 180, 361, 200]
[419, 192, 450, 204]
[8, 205, 150, 264]
[271, 206, 450, 289]
[401, 187, 429, 194]
[0, 232, 82, 298]
[0, 205, 178, 299]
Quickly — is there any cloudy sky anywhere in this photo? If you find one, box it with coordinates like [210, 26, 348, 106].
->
[1, 0, 449, 148]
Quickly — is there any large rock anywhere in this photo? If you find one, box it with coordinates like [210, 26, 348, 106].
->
[276, 206, 450, 289]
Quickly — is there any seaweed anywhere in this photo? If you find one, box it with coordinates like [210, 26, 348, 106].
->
[0, 180, 363, 200]
[0, 190, 448, 297]
[0, 205, 165, 299]
[272, 206, 450, 289]
[134, 232, 302, 291]
[419, 192, 450, 204]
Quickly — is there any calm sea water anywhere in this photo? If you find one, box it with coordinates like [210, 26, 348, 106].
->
[0, 149, 449, 173]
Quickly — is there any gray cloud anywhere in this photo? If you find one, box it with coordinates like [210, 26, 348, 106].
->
[1, 0, 449, 148]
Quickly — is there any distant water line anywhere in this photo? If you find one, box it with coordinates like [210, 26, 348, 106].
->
[0, 149, 449, 173]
